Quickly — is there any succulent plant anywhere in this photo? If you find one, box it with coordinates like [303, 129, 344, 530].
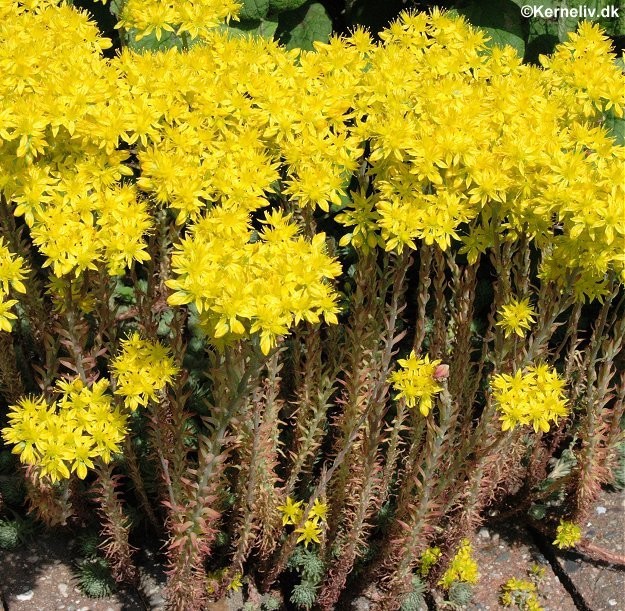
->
[262, 593, 281, 610]
[0, 476, 25, 505]
[448, 581, 474, 607]
[400, 575, 426, 611]
[74, 530, 101, 559]
[75, 556, 116, 598]
[0, 517, 34, 551]
[0, 519, 21, 550]
[290, 580, 317, 609]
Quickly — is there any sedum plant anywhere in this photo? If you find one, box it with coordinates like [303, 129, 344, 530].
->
[75, 556, 117, 598]
[0, 516, 34, 550]
[0, 0, 623, 609]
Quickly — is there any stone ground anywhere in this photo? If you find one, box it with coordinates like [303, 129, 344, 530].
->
[1, 490, 623, 610]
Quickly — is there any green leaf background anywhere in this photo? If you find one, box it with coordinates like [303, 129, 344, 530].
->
[276, 2, 333, 50]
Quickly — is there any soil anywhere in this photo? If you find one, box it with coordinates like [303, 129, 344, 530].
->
[1, 490, 623, 610]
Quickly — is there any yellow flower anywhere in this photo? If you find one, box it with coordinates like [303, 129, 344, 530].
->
[0, 238, 28, 294]
[309, 498, 328, 523]
[496, 298, 536, 338]
[227, 572, 243, 592]
[420, 546, 442, 577]
[553, 520, 581, 549]
[388, 352, 443, 416]
[500, 578, 543, 610]
[0, 293, 19, 332]
[492, 365, 569, 433]
[336, 190, 383, 254]
[277, 496, 303, 526]
[166, 207, 341, 355]
[438, 539, 479, 589]
[111, 333, 179, 410]
[295, 520, 323, 548]
[0, 379, 128, 482]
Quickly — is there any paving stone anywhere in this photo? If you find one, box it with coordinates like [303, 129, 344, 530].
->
[555, 489, 625, 611]
[205, 591, 244, 610]
[1, 530, 147, 610]
[1, 491, 623, 609]
[470, 523, 576, 611]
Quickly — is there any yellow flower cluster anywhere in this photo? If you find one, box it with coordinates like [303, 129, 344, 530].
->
[491, 365, 569, 433]
[117, 0, 241, 42]
[339, 13, 623, 299]
[1, 334, 178, 482]
[500, 578, 543, 611]
[278, 496, 304, 526]
[553, 520, 582, 549]
[0, 379, 127, 482]
[277, 496, 328, 547]
[110, 333, 179, 410]
[496, 298, 536, 338]
[419, 545, 442, 577]
[388, 352, 443, 416]
[336, 190, 384, 254]
[118, 42, 284, 224]
[166, 208, 341, 354]
[438, 538, 479, 589]
[1, 0, 623, 343]
[0, 238, 27, 332]
[0, 1, 151, 278]
[540, 22, 623, 121]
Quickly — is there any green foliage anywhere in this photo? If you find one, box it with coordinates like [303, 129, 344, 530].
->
[0, 517, 33, 550]
[288, 547, 324, 609]
[0, 519, 20, 550]
[290, 580, 318, 609]
[262, 593, 282, 610]
[400, 575, 426, 611]
[528, 503, 547, 519]
[75, 531, 102, 559]
[75, 556, 116, 598]
[214, 529, 230, 548]
[276, 2, 333, 50]
[288, 546, 325, 582]
[448, 581, 474, 607]
[269, 0, 308, 12]
[546, 446, 578, 482]
[224, 17, 280, 40]
[604, 111, 625, 146]
[239, 0, 270, 21]
[529, 445, 578, 518]
[0, 476, 25, 506]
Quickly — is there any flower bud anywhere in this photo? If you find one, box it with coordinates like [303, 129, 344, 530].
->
[434, 364, 450, 380]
